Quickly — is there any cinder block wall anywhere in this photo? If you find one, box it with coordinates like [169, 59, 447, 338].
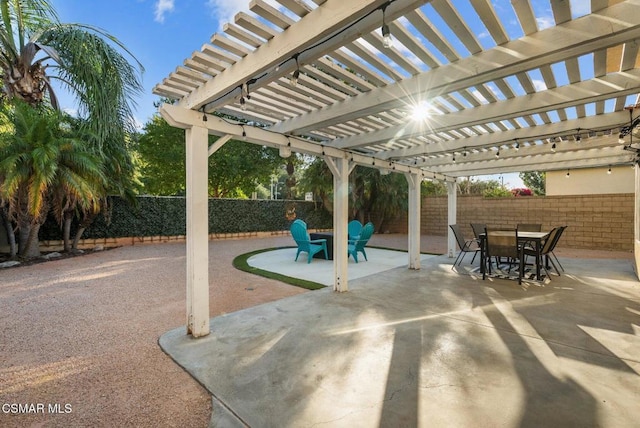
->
[388, 194, 634, 251]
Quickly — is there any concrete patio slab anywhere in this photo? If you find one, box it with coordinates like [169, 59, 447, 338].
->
[247, 247, 436, 286]
[160, 253, 640, 427]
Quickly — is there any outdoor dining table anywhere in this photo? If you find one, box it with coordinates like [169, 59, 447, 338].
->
[479, 231, 550, 281]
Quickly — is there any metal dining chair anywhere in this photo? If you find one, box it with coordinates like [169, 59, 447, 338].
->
[449, 224, 480, 268]
[484, 228, 524, 284]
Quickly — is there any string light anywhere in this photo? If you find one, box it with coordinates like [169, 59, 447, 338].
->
[241, 125, 247, 140]
[240, 96, 247, 111]
[551, 142, 556, 152]
[291, 54, 300, 86]
[566, 169, 570, 178]
[381, 4, 393, 48]
[514, 141, 520, 151]
[607, 165, 612, 174]
[201, 107, 207, 122]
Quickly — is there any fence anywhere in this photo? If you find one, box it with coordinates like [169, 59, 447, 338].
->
[386, 194, 634, 252]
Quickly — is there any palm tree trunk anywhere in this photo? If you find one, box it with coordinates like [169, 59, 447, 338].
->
[72, 211, 98, 250]
[71, 226, 86, 251]
[1, 206, 17, 257]
[63, 215, 72, 252]
[20, 223, 41, 258]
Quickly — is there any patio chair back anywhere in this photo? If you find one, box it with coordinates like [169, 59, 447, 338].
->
[470, 223, 487, 240]
[485, 229, 520, 260]
[548, 225, 568, 273]
[523, 226, 563, 277]
[348, 220, 363, 240]
[450, 224, 470, 250]
[449, 224, 480, 267]
[348, 222, 374, 262]
[540, 227, 562, 255]
[485, 228, 523, 284]
[290, 221, 327, 263]
[293, 219, 307, 229]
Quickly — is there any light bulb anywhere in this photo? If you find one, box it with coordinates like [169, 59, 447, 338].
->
[382, 24, 393, 48]
[291, 69, 300, 86]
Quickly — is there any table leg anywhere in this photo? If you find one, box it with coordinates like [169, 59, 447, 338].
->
[481, 236, 486, 279]
[535, 239, 541, 280]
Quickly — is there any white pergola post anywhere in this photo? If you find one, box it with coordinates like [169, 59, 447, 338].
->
[325, 156, 351, 292]
[635, 162, 640, 281]
[406, 172, 421, 270]
[446, 181, 458, 258]
[185, 125, 210, 337]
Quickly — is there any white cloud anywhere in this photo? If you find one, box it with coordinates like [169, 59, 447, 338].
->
[154, 0, 175, 23]
[532, 79, 547, 92]
[206, 0, 283, 30]
[536, 15, 554, 30]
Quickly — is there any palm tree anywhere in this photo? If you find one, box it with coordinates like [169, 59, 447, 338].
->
[0, 0, 142, 257]
[0, 0, 143, 138]
[0, 101, 105, 258]
[48, 116, 106, 252]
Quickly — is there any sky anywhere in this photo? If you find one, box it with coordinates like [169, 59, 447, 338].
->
[48, 0, 594, 189]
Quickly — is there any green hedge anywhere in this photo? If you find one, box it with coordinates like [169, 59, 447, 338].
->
[40, 196, 332, 240]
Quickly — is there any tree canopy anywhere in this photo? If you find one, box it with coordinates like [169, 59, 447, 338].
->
[136, 113, 285, 197]
[519, 171, 546, 196]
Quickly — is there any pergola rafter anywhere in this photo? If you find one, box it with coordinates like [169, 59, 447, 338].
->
[154, 0, 640, 337]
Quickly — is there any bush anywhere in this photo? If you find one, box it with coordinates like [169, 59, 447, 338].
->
[511, 188, 533, 197]
[39, 196, 332, 240]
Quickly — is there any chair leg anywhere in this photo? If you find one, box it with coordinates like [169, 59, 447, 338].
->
[550, 251, 565, 272]
[295, 250, 301, 261]
[452, 250, 464, 268]
[518, 256, 524, 285]
[307, 252, 313, 263]
[361, 249, 368, 261]
[546, 255, 561, 276]
[470, 250, 478, 264]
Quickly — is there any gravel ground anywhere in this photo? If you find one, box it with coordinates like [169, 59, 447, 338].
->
[0, 236, 304, 428]
[0, 234, 631, 427]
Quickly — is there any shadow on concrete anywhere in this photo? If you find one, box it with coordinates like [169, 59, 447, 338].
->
[160, 253, 640, 427]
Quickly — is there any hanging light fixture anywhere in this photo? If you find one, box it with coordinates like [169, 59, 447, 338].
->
[291, 54, 300, 86]
[381, 4, 393, 48]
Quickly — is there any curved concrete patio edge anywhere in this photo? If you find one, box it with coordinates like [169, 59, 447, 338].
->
[159, 329, 249, 427]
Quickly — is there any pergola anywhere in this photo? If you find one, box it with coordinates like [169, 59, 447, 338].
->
[154, 0, 640, 337]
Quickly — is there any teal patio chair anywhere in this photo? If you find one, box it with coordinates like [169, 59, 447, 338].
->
[348, 222, 374, 263]
[290, 221, 328, 263]
[348, 220, 363, 240]
[293, 218, 307, 229]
